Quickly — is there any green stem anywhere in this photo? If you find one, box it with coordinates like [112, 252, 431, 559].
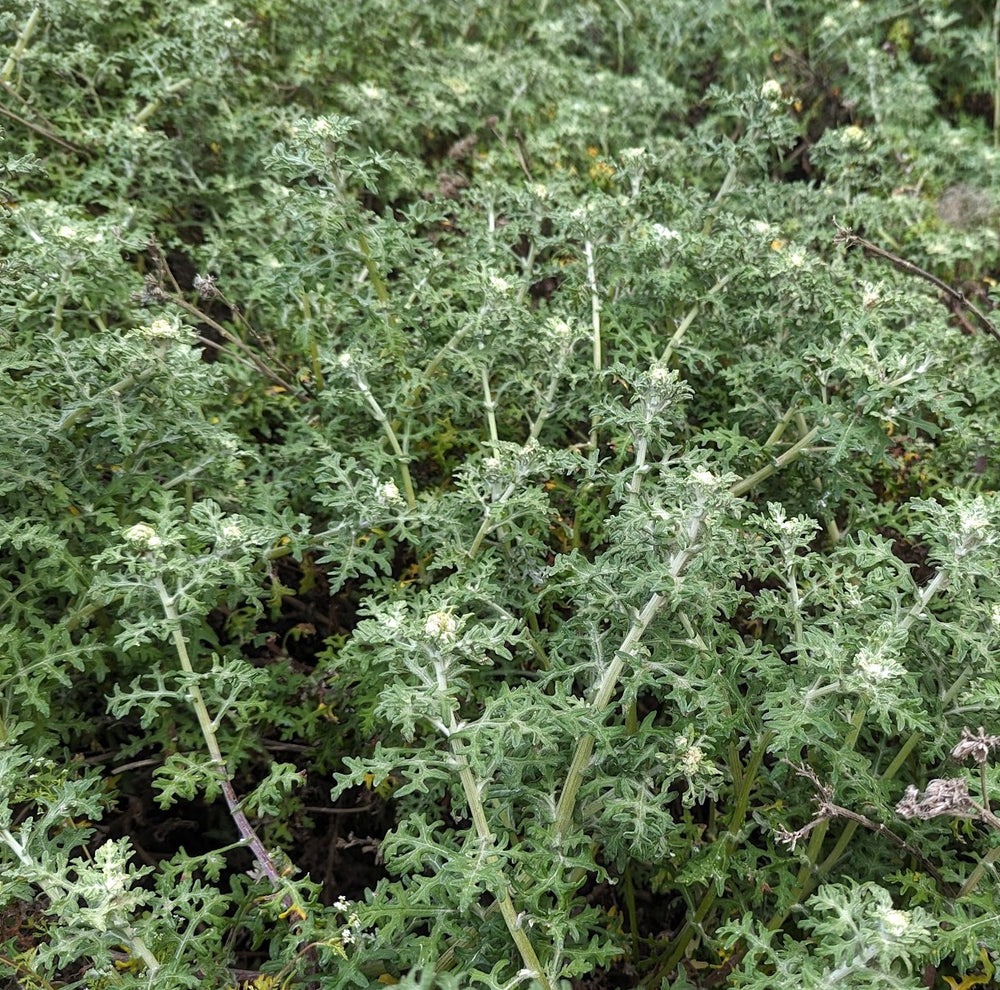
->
[782, 704, 868, 914]
[52, 284, 66, 336]
[1, 5, 40, 83]
[152, 576, 290, 902]
[354, 375, 417, 509]
[626, 437, 649, 498]
[56, 374, 143, 432]
[624, 863, 640, 959]
[730, 423, 822, 497]
[584, 240, 601, 448]
[708, 163, 738, 217]
[959, 844, 1000, 898]
[467, 326, 573, 555]
[661, 731, 773, 975]
[515, 239, 538, 306]
[481, 366, 500, 457]
[358, 231, 391, 308]
[0, 828, 161, 974]
[447, 706, 550, 987]
[467, 477, 518, 559]
[424, 323, 474, 384]
[994, 0, 1000, 148]
[659, 274, 733, 366]
[553, 588, 669, 838]
[557, 417, 825, 840]
[168, 294, 303, 396]
[133, 78, 193, 125]
[764, 404, 799, 449]
[528, 342, 574, 444]
[765, 565, 954, 933]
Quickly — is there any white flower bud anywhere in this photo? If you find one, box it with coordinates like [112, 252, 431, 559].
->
[840, 125, 871, 148]
[651, 223, 680, 243]
[424, 611, 457, 642]
[679, 745, 704, 774]
[880, 908, 911, 937]
[545, 318, 573, 339]
[959, 505, 989, 536]
[760, 79, 783, 101]
[377, 480, 403, 505]
[124, 523, 162, 549]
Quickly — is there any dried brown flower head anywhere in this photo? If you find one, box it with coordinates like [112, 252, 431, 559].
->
[951, 726, 1000, 765]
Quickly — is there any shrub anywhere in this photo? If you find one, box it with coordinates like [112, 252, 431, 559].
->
[3, 1, 1000, 987]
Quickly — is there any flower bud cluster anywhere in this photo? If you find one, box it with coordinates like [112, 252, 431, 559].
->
[123, 523, 162, 550]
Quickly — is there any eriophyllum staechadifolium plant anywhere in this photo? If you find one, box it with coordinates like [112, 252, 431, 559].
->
[5, 0, 1000, 987]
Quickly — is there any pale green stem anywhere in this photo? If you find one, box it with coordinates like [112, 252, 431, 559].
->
[298, 294, 324, 390]
[626, 437, 649, 498]
[792, 411, 842, 542]
[439, 661, 550, 989]
[700, 164, 739, 236]
[358, 233, 399, 327]
[52, 284, 66, 335]
[899, 568, 949, 633]
[357, 231, 392, 311]
[527, 342, 573, 444]
[424, 323, 474, 384]
[585, 240, 601, 447]
[455, 750, 551, 986]
[1, 5, 40, 83]
[553, 586, 671, 838]
[152, 576, 289, 899]
[730, 423, 822, 497]
[960, 844, 1000, 898]
[56, 374, 142, 432]
[764, 403, 799, 449]
[481, 366, 500, 458]
[469, 337, 574, 557]
[786, 552, 804, 647]
[515, 239, 538, 306]
[81, 296, 108, 332]
[115, 931, 161, 974]
[168, 294, 300, 395]
[133, 77, 192, 125]
[659, 274, 733, 366]
[467, 478, 518, 559]
[994, 0, 1000, 148]
[778, 702, 869, 920]
[162, 456, 219, 490]
[354, 374, 417, 509]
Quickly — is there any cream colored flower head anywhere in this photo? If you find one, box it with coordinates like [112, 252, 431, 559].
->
[760, 79, 782, 101]
[124, 523, 162, 549]
[424, 611, 458, 642]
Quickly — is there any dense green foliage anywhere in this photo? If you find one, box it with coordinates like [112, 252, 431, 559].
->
[4, 1, 1000, 987]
